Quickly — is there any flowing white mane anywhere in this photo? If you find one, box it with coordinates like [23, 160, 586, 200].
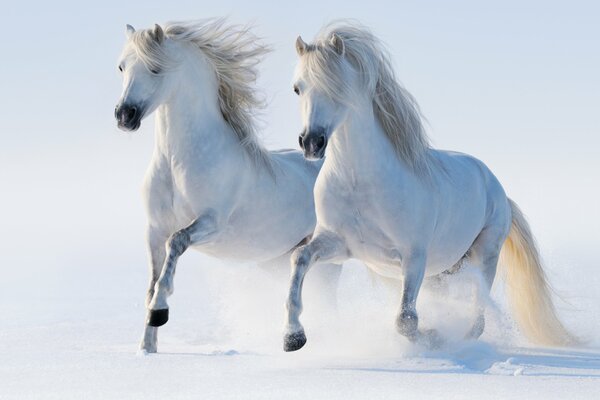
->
[129, 19, 273, 170]
[303, 21, 431, 174]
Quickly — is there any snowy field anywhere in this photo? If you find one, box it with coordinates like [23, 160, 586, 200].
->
[2, 246, 600, 399]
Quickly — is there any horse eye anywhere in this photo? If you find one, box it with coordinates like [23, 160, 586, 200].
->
[150, 68, 160, 75]
[118, 65, 123, 72]
[293, 85, 300, 95]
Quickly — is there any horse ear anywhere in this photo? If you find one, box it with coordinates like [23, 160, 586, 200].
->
[296, 36, 308, 56]
[330, 33, 345, 56]
[152, 24, 164, 44]
[126, 24, 135, 38]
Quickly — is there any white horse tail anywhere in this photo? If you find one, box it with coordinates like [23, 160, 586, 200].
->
[499, 199, 576, 347]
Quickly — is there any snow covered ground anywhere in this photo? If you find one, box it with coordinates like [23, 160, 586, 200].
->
[2, 235, 600, 399]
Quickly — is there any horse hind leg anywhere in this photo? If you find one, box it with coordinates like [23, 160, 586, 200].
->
[462, 226, 506, 340]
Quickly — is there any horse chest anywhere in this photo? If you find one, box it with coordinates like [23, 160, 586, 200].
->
[317, 173, 393, 250]
[143, 158, 203, 232]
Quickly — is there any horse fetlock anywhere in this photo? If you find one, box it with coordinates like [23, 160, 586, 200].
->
[148, 287, 170, 311]
[396, 310, 419, 340]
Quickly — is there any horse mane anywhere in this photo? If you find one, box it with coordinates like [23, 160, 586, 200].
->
[129, 18, 273, 171]
[303, 21, 431, 174]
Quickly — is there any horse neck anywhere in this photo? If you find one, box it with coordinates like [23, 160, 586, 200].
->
[328, 98, 400, 170]
[154, 58, 241, 161]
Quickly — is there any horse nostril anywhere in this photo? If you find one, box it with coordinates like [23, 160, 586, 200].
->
[298, 135, 304, 149]
[126, 106, 137, 120]
[316, 135, 325, 148]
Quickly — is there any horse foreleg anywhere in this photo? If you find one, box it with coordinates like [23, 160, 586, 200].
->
[140, 228, 167, 353]
[395, 251, 442, 348]
[146, 212, 218, 328]
[284, 231, 348, 352]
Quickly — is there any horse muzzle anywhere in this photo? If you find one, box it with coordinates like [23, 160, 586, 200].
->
[299, 129, 328, 160]
[115, 103, 143, 132]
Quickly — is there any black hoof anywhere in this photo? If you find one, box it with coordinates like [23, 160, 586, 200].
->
[284, 330, 307, 352]
[148, 309, 169, 327]
[396, 310, 419, 340]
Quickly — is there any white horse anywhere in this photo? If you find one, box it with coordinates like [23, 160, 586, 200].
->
[283, 21, 576, 351]
[114, 19, 339, 353]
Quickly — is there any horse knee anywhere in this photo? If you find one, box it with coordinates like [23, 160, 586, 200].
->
[167, 229, 191, 257]
[291, 246, 311, 269]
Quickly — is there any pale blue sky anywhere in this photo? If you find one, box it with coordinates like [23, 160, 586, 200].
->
[2, 0, 598, 150]
[0, 0, 598, 275]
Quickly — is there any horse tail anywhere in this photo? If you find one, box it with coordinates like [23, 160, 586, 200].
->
[499, 198, 577, 346]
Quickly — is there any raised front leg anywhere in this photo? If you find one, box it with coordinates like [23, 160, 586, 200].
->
[146, 211, 218, 328]
[284, 231, 348, 352]
[395, 251, 442, 348]
[140, 228, 167, 353]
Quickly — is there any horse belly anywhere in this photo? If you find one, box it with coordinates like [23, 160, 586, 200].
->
[190, 239, 277, 262]
[190, 204, 313, 263]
